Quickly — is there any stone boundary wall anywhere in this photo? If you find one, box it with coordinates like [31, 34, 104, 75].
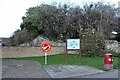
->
[1, 40, 119, 58]
[105, 40, 119, 53]
[1, 46, 65, 58]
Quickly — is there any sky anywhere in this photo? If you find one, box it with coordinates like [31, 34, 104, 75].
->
[1, 0, 119, 38]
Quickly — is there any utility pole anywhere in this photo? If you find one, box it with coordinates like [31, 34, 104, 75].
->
[79, 19, 82, 65]
[100, 11, 102, 29]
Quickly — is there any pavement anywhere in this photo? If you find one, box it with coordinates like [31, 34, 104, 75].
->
[43, 65, 104, 78]
[76, 69, 119, 78]
[1, 60, 119, 78]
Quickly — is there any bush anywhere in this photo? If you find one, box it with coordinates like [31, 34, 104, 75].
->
[81, 29, 105, 57]
[107, 50, 119, 57]
[98, 51, 119, 57]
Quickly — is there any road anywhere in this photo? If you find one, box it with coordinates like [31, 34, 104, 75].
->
[2, 60, 50, 78]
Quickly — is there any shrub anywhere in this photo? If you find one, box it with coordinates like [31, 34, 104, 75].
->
[107, 50, 119, 57]
[81, 29, 105, 57]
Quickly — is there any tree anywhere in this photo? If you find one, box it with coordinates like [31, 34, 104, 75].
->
[9, 29, 35, 46]
[10, 2, 118, 56]
[19, 3, 84, 41]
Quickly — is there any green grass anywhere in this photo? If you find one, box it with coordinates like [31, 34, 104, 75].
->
[3, 54, 119, 70]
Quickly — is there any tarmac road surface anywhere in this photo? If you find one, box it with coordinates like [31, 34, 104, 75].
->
[2, 60, 50, 78]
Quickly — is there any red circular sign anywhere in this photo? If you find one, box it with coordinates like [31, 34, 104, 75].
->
[40, 42, 52, 52]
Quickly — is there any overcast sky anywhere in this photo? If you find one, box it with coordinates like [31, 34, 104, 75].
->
[1, 0, 119, 38]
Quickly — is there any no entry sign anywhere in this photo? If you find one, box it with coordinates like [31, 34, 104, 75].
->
[40, 41, 52, 65]
[40, 41, 52, 52]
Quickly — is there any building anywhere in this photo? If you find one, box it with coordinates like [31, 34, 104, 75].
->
[0, 39, 1, 46]
[0, 38, 10, 46]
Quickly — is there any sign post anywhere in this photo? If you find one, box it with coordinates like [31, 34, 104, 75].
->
[40, 41, 52, 65]
[45, 52, 47, 65]
[66, 39, 81, 64]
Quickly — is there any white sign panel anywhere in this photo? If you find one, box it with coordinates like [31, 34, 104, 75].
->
[67, 39, 80, 49]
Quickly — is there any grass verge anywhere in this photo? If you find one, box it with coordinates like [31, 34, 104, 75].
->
[3, 54, 119, 70]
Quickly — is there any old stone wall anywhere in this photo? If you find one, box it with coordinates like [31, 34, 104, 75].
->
[105, 40, 119, 53]
[1, 46, 65, 58]
[1, 40, 119, 58]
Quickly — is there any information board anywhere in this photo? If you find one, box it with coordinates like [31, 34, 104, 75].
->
[67, 39, 80, 49]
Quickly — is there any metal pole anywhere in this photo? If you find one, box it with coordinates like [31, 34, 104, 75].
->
[45, 53, 47, 64]
[66, 41, 68, 64]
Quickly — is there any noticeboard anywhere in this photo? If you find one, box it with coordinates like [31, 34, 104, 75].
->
[67, 39, 80, 50]
[66, 39, 81, 64]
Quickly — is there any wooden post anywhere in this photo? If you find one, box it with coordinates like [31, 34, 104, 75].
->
[79, 38, 81, 65]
